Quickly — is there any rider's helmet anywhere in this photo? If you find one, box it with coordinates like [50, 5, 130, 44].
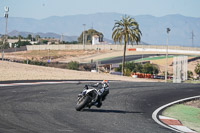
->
[102, 80, 109, 87]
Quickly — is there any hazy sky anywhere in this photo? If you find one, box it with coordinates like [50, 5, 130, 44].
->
[0, 0, 200, 19]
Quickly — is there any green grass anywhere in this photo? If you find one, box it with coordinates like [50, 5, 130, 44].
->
[97, 55, 174, 62]
[184, 80, 200, 84]
[135, 55, 175, 62]
[95, 56, 119, 62]
[135, 55, 197, 62]
[163, 104, 200, 132]
[96, 55, 198, 63]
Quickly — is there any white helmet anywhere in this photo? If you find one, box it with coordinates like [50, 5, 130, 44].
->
[102, 80, 109, 87]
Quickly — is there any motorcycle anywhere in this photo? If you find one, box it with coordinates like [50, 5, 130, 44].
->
[75, 80, 109, 111]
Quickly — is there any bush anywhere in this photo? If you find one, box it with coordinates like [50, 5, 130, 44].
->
[124, 68, 132, 76]
[41, 40, 48, 44]
[195, 63, 200, 79]
[114, 62, 159, 76]
[24, 60, 47, 66]
[187, 70, 193, 79]
[67, 61, 79, 70]
[14, 41, 31, 48]
[142, 63, 159, 74]
[0, 41, 10, 49]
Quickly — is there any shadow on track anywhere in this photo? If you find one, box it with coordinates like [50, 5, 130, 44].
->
[82, 109, 143, 114]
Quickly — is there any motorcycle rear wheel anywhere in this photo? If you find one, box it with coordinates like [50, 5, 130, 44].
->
[75, 95, 91, 111]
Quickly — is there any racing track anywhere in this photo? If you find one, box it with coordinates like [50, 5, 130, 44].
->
[100, 54, 168, 64]
[0, 81, 199, 133]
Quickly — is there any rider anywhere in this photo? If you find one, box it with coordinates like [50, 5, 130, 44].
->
[89, 80, 109, 108]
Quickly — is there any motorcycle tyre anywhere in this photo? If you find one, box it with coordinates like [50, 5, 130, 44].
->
[75, 96, 91, 111]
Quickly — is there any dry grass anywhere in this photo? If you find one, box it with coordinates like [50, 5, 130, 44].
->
[4, 50, 108, 63]
[0, 61, 161, 82]
[3, 49, 200, 79]
[151, 57, 199, 76]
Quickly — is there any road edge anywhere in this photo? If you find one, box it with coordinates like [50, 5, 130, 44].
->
[152, 95, 200, 133]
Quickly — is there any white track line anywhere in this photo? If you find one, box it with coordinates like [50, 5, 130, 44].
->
[152, 95, 200, 133]
[0, 80, 114, 87]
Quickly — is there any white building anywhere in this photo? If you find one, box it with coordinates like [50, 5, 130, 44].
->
[92, 35, 100, 45]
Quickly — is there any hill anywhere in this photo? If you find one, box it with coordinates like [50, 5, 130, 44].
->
[7, 30, 78, 42]
[0, 13, 199, 46]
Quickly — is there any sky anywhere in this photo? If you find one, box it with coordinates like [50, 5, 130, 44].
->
[0, 0, 200, 19]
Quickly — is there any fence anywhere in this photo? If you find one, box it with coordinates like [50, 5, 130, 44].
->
[3, 46, 27, 53]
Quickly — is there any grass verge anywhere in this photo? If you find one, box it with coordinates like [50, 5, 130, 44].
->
[95, 56, 119, 62]
[135, 55, 175, 62]
[184, 80, 200, 84]
[135, 55, 196, 62]
[162, 104, 200, 132]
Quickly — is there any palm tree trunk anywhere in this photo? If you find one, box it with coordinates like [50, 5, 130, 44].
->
[122, 41, 127, 76]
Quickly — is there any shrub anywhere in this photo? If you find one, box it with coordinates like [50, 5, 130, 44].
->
[67, 61, 79, 70]
[114, 62, 159, 76]
[14, 41, 31, 48]
[187, 70, 193, 79]
[24, 59, 47, 66]
[0, 41, 10, 49]
[195, 63, 200, 79]
[124, 68, 132, 76]
[142, 63, 159, 74]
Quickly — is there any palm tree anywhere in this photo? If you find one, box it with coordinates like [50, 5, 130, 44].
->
[112, 15, 142, 76]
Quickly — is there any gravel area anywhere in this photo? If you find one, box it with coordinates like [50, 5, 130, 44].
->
[184, 99, 200, 108]
[0, 61, 161, 82]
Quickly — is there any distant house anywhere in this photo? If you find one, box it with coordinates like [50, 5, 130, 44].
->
[39, 38, 59, 45]
[92, 35, 100, 45]
[92, 35, 107, 45]
[7, 39, 29, 48]
[30, 41, 38, 45]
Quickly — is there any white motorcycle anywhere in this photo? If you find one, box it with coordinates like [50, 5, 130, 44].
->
[75, 80, 109, 111]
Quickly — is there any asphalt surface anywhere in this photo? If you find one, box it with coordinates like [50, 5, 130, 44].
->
[0, 81, 199, 133]
[100, 54, 165, 64]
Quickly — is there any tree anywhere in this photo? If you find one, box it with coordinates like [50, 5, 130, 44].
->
[0, 41, 9, 49]
[78, 29, 103, 44]
[0, 36, 10, 49]
[14, 41, 31, 48]
[187, 70, 193, 79]
[114, 62, 158, 76]
[112, 15, 142, 75]
[27, 34, 32, 40]
[67, 61, 79, 70]
[18, 35, 23, 41]
[41, 40, 48, 44]
[195, 63, 200, 79]
[35, 35, 41, 41]
[142, 63, 159, 74]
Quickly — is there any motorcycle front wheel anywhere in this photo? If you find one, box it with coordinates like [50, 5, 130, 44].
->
[75, 95, 91, 111]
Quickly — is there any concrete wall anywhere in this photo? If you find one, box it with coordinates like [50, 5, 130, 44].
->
[27, 44, 124, 51]
[4, 46, 27, 53]
[26, 44, 200, 51]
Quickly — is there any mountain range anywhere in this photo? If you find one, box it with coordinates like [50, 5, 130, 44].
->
[7, 30, 78, 42]
[0, 12, 199, 46]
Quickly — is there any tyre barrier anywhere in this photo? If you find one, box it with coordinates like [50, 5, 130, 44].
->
[131, 73, 153, 79]
[128, 48, 136, 51]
